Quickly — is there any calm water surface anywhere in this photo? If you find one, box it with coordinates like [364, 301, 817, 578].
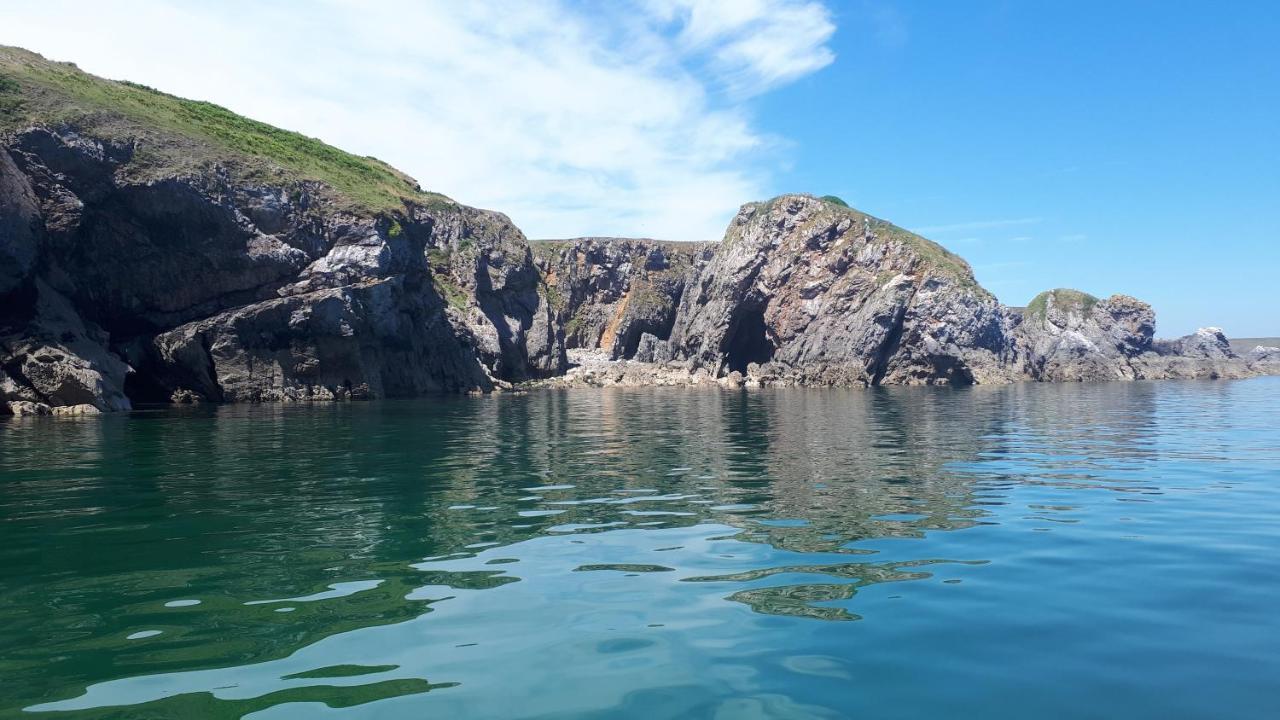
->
[2, 379, 1279, 718]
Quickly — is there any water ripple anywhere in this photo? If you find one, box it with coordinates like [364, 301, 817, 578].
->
[2, 379, 1279, 717]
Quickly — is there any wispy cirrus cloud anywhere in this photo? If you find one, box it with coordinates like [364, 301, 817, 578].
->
[1, 0, 837, 241]
[648, 0, 836, 96]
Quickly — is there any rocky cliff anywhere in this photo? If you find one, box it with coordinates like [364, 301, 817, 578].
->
[531, 237, 710, 360]
[0, 47, 563, 415]
[1, 47, 1273, 414]
[538, 197, 1275, 389]
[659, 196, 1019, 386]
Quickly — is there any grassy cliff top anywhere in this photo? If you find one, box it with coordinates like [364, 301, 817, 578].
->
[1025, 288, 1100, 320]
[755, 194, 986, 293]
[0, 45, 447, 214]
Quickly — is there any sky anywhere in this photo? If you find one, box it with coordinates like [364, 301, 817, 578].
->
[3, 0, 1277, 336]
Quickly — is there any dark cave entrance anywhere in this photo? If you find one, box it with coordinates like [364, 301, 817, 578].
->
[724, 306, 775, 373]
[122, 368, 172, 404]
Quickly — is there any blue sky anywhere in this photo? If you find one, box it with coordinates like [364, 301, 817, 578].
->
[759, 1, 1280, 336]
[4, 1, 1277, 335]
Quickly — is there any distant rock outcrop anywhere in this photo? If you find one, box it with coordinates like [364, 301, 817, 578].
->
[1248, 345, 1280, 364]
[1010, 289, 1154, 381]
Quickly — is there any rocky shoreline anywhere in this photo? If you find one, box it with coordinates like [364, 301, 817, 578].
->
[527, 196, 1279, 391]
[1, 47, 1277, 416]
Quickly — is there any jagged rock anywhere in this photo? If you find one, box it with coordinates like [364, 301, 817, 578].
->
[0, 280, 132, 411]
[632, 332, 670, 364]
[539, 199, 1276, 389]
[1248, 346, 1280, 364]
[550, 220, 1275, 388]
[0, 147, 40, 295]
[0, 47, 565, 411]
[3, 126, 562, 407]
[51, 403, 101, 416]
[532, 238, 708, 360]
[1130, 327, 1254, 380]
[1164, 327, 1235, 360]
[145, 278, 497, 402]
[1245, 346, 1280, 376]
[663, 195, 1017, 386]
[169, 388, 201, 404]
[426, 205, 566, 379]
[5, 400, 51, 416]
[1011, 290, 1154, 381]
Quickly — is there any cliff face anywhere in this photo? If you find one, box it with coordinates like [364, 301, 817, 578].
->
[658, 195, 1018, 386]
[532, 238, 710, 360]
[1, 47, 1273, 414]
[543, 199, 1274, 388]
[0, 48, 564, 415]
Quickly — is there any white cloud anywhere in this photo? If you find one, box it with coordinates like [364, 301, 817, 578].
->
[648, 0, 836, 95]
[0, 0, 837, 241]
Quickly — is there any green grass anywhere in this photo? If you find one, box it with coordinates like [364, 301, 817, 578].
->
[432, 275, 470, 311]
[542, 282, 566, 313]
[1025, 288, 1099, 320]
[797, 195, 984, 292]
[424, 246, 470, 311]
[426, 248, 450, 267]
[0, 45, 449, 214]
[529, 240, 571, 262]
[862, 216, 981, 291]
[565, 311, 589, 337]
[738, 194, 984, 293]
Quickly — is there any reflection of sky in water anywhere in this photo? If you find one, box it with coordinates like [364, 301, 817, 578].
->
[2, 378, 1279, 718]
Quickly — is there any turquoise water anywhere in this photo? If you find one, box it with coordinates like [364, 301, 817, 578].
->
[2, 379, 1279, 718]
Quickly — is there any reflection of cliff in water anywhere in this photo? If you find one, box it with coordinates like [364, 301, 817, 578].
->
[0, 382, 1166, 708]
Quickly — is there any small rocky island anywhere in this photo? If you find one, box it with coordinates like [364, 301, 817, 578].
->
[1, 46, 1276, 415]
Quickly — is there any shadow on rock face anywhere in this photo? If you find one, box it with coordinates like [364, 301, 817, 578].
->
[725, 305, 775, 374]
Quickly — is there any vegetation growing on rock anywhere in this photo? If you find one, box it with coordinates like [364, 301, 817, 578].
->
[1025, 288, 1100, 322]
[0, 46, 444, 213]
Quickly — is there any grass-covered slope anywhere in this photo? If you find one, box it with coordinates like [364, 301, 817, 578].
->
[0, 45, 445, 213]
[1025, 288, 1100, 321]
[759, 194, 985, 293]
